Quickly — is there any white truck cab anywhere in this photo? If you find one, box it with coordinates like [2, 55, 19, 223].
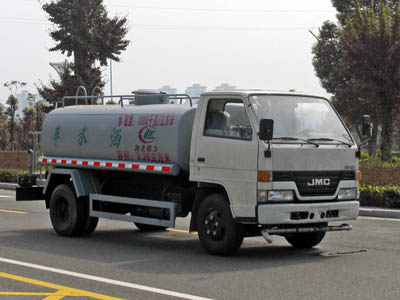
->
[191, 91, 359, 243]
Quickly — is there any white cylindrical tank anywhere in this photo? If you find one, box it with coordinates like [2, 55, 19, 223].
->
[41, 104, 197, 172]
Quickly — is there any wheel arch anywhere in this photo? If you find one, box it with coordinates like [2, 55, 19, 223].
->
[44, 169, 100, 208]
[189, 182, 230, 232]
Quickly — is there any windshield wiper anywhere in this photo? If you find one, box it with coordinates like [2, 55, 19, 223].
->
[308, 137, 353, 147]
[275, 136, 320, 147]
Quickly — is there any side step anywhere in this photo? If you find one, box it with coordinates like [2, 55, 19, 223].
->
[89, 194, 176, 228]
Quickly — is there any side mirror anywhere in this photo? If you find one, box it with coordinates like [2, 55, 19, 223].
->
[362, 115, 372, 138]
[259, 119, 274, 141]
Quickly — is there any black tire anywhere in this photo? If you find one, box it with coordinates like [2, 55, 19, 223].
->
[80, 208, 99, 236]
[49, 184, 98, 237]
[196, 193, 244, 255]
[285, 231, 326, 248]
[134, 222, 167, 231]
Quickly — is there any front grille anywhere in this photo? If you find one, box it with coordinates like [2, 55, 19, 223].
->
[273, 171, 355, 197]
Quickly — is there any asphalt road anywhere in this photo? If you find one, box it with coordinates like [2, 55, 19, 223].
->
[0, 189, 399, 300]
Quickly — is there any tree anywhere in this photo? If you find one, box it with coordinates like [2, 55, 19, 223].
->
[4, 81, 26, 150]
[39, 0, 129, 102]
[0, 104, 8, 150]
[312, 20, 380, 151]
[21, 107, 36, 149]
[340, 3, 400, 161]
[312, 1, 399, 157]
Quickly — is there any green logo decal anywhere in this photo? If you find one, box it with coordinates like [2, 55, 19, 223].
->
[138, 126, 156, 144]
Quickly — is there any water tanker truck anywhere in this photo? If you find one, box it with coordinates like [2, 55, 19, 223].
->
[17, 90, 370, 255]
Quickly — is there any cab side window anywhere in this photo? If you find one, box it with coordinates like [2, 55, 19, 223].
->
[204, 99, 253, 141]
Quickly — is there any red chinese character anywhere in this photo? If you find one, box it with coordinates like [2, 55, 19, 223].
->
[158, 153, 164, 162]
[164, 153, 171, 163]
[153, 145, 158, 152]
[146, 145, 152, 152]
[117, 150, 123, 160]
[128, 114, 134, 127]
[138, 115, 149, 126]
[159, 115, 166, 126]
[144, 152, 151, 161]
[153, 115, 159, 127]
[124, 115, 129, 127]
[151, 153, 157, 162]
[165, 115, 170, 127]
[169, 115, 175, 126]
[123, 151, 130, 160]
[134, 145, 140, 151]
[141, 145, 146, 152]
[118, 115, 123, 127]
[135, 152, 141, 161]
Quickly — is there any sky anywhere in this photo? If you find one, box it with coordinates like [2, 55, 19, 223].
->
[0, 0, 338, 104]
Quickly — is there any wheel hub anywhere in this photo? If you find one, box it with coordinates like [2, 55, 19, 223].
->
[205, 210, 225, 240]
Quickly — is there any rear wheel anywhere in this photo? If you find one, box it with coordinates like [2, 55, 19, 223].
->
[49, 184, 98, 236]
[196, 193, 243, 255]
[285, 231, 326, 248]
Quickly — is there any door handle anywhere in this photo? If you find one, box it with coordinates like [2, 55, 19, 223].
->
[197, 157, 205, 163]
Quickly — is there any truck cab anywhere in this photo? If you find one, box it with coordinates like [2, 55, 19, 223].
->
[190, 91, 359, 248]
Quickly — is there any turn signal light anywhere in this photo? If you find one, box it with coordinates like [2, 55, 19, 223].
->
[258, 171, 271, 182]
[357, 170, 362, 181]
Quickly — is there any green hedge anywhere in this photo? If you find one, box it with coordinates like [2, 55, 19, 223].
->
[0, 169, 28, 183]
[359, 185, 400, 209]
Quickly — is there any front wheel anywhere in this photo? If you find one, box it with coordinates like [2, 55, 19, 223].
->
[285, 231, 326, 248]
[196, 193, 243, 255]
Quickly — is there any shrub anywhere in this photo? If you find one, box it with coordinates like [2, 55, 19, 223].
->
[0, 169, 28, 183]
[359, 184, 400, 209]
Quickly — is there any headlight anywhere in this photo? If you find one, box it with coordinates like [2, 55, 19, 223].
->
[267, 190, 294, 202]
[337, 188, 357, 200]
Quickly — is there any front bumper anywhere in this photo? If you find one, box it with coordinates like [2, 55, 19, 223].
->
[257, 201, 359, 225]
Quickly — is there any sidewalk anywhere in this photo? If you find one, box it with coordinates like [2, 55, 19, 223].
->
[1, 182, 399, 219]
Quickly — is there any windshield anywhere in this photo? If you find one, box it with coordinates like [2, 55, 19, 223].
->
[249, 95, 353, 143]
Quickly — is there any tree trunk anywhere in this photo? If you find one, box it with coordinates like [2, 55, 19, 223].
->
[380, 103, 393, 161]
[73, 0, 90, 91]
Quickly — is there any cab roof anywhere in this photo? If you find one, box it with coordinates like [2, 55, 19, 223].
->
[201, 90, 327, 100]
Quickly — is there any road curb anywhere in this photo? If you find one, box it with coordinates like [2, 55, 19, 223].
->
[359, 207, 400, 219]
[0, 183, 17, 191]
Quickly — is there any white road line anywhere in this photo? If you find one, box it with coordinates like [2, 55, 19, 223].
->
[0, 257, 214, 300]
[0, 195, 11, 198]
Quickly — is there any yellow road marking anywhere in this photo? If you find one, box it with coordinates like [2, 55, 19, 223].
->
[167, 228, 197, 235]
[0, 209, 27, 215]
[0, 292, 54, 296]
[0, 271, 124, 300]
[42, 290, 75, 300]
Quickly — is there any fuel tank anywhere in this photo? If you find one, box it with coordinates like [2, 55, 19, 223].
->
[41, 104, 197, 172]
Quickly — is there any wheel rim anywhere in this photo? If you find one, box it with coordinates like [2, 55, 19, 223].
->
[204, 209, 225, 241]
[55, 198, 70, 223]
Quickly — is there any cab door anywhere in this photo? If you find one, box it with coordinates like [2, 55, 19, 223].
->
[191, 97, 259, 218]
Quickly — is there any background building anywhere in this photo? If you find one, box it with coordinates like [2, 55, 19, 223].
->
[214, 83, 236, 91]
[158, 85, 177, 95]
[185, 84, 207, 104]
